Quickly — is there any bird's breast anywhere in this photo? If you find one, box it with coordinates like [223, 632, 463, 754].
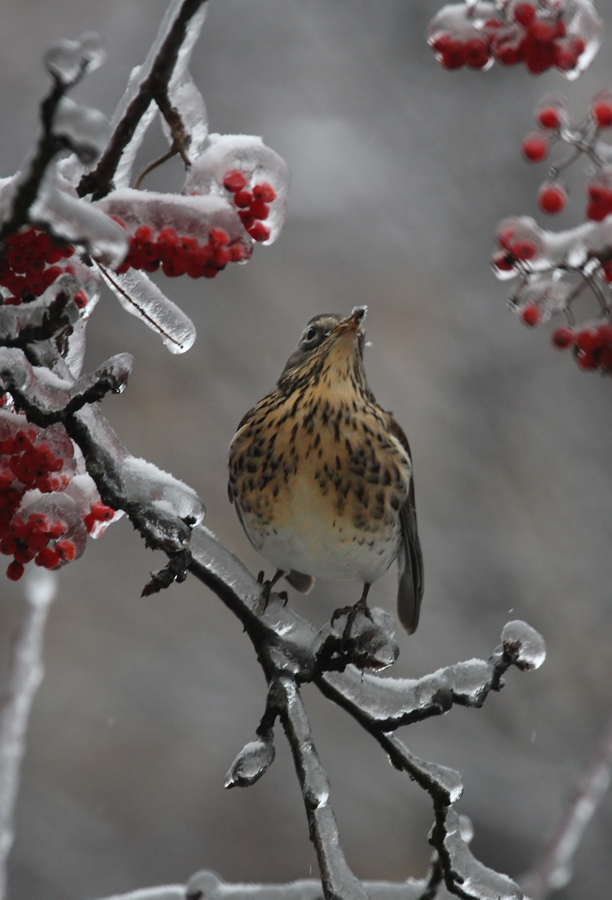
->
[229, 388, 411, 582]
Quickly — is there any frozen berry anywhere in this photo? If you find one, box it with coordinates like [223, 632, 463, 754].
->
[538, 182, 566, 214]
[520, 304, 541, 326]
[522, 132, 549, 162]
[551, 325, 574, 349]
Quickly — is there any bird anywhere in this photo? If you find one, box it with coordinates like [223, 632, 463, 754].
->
[227, 306, 423, 634]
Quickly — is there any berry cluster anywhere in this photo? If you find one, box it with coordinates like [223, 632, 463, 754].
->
[551, 321, 612, 371]
[521, 90, 612, 218]
[222, 170, 277, 242]
[110, 171, 278, 280]
[0, 227, 87, 308]
[0, 413, 116, 581]
[428, 0, 599, 75]
[114, 223, 250, 279]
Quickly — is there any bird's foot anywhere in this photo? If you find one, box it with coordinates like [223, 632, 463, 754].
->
[331, 593, 373, 645]
[256, 570, 286, 614]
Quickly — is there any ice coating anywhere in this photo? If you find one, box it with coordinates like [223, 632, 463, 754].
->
[224, 737, 275, 788]
[163, 72, 209, 159]
[44, 32, 106, 85]
[104, 0, 208, 189]
[16, 490, 88, 566]
[510, 276, 571, 323]
[563, 0, 603, 79]
[119, 455, 204, 523]
[97, 265, 196, 354]
[183, 134, 290, 245]
[501, 620, 547, 670]
[95, 188, 243, 245]
[321, 658, 495, 730]
[185, 871, 432, 900]
[54, 97, 110, 165]
[30, 168, 128, 267]
[92, 889, 184, 900]
[441, 810, 522, 900]
[390, 737, 464, 804]
[327, 606, 399, 671]
[0, 279, 81, 346]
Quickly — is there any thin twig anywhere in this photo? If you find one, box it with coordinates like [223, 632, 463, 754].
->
[276, 675, 369, 900]
[77, 0, 207, 200]
[520, 714, 612, 900]
[0, 570, 57, 900]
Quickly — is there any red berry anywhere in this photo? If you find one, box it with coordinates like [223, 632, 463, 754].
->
[593, 102, 612, 128]
[209, 229, 229, 249]
[538, 106, 561, 129]
[55, 540, 75, 561]
[6, 560, 24, 581]
[35, 548, 60, 569]
[440, 39, 466, 70]
[520, 304, 541, 326]
[249, 200, 270, 221]
[223, 170, 248, 193]
[511, 240, 537, 261]
[158, 227, 178, 249]
[248, 222, 271, 242]
[234, 190, 253, 209]
[586, 184, 612, 222]
[513, 2, 536, 27]
[551, 326, 574, 349]
[538, 182, 566, 214]
[252, 183, 277, 203]
[522, 132, 549, 162]
[492, 250, 516, 271]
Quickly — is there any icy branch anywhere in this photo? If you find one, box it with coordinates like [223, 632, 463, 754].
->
[0, 34, 107, 244]
[0, 347, 133, 423]
[0, 570, 57, 900]
[520, 714, 612, 899]
[0, 278, 81, 347]
[277, 676, 369, 900]
[77, 0, 209, 200]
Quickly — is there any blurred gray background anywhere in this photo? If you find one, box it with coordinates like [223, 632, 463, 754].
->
[2, 1, 612, 898]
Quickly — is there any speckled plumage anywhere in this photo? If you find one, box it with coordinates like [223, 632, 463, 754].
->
[227, 308, 424, 633]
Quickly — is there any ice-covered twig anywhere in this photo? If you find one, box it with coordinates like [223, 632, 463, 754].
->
[77, 0, 209, 200]
[519, 713, 612, 899]
[0, 279, 81, 347]
[186, 526, 544, 900]
[0, 347, 133, 423]
[18, 341, 204, 553]
[276, 675, 369, 900]
[0, 570, 57, 900]
[0, 35, 106, 244]
[90, 871, 443, 900]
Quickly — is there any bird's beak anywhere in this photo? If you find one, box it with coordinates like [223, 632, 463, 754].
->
[333, 306, 367, 335]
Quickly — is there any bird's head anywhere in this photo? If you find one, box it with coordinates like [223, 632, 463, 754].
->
[279, 307, 368, 386]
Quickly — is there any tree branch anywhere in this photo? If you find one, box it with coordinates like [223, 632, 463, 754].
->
[0, 571, 57, 900]
[77, 0, 207, 200]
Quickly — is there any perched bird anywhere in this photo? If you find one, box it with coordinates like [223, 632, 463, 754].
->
[227, 307, 424, 634]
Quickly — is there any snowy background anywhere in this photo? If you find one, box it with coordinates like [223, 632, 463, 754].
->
[2, 0, 612, 897]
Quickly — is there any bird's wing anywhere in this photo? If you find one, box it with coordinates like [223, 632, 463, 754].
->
[387, 417, 424, 635]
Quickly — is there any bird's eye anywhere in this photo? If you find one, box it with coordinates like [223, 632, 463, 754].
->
[304, 326, 318, 342]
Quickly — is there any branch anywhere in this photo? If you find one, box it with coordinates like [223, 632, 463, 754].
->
[0, 77, 71, 243]
[276, 675, 369, 900]
[77, 0, 208, 200]
[0, 570, 57, 900]
[519, 713, 612, 900]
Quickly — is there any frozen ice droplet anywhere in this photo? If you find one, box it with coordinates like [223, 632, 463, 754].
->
[458, 814, 474, 844]
[501, 620, 546, 670]
[225, 736, 275, 788]
[44, 32, 106, 85]
[54, 97, 110, 164]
